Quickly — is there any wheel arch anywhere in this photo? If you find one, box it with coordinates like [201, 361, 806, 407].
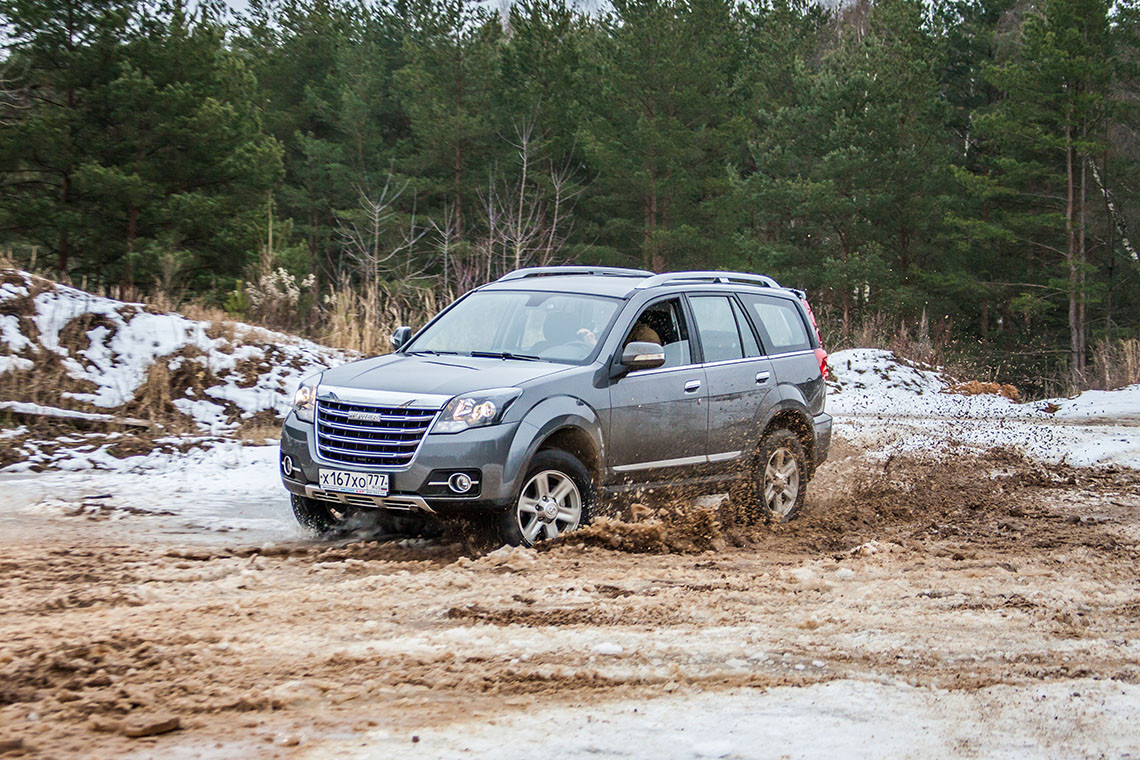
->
[760, 402, 815, 475]
[537, 426, 602, 486]
[505, 396, 605, 495]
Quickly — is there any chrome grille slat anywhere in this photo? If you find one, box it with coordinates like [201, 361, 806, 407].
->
[316, 400, 440, 467]
[316, 429, 421, 447]
[321, 407, 435, 426]
[315, 418, 432, 434]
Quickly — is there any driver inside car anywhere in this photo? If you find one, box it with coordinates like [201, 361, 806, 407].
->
[530, 311, 596, 356]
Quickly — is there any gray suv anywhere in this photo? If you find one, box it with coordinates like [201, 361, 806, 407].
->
[280, 267, 831, 545]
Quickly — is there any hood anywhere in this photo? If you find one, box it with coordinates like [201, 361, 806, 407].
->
[318, 353, 572, 399]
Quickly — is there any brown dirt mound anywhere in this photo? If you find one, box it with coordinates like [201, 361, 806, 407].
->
[943, 380, 1020, 401]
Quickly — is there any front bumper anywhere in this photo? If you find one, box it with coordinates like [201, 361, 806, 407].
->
[279, 412, 519, 515]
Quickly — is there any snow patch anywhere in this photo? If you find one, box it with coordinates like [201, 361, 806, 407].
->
[828, 349, 1140, 469]
[0, 355, 33, 373]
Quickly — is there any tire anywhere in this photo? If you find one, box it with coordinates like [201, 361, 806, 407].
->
[733, 428, 807, 524]
[495, 449, 594, 547]
[291, 494, 356, 534]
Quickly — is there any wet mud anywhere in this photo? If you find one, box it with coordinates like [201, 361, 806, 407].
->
[2, 440, 1139, 757]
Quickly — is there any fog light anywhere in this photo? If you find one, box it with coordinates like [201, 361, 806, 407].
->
[447, 472, 473, 494]
[281, 455, 294, 477]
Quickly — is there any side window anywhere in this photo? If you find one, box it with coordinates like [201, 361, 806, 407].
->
[689, 296, 744, 363]
[622, 298, 691, 368]
[731, 298, 762, 357]
[739, 294, 812, 353]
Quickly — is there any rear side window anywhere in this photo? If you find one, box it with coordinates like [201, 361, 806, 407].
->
[739, 294, 812, 353]
[689, 296, 744, 363]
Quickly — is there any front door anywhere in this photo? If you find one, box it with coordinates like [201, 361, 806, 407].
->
[607, 297, 708, 482]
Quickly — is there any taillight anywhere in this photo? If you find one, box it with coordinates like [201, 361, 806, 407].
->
[814, 347, 829, 381]
[801, 297, 828, 380]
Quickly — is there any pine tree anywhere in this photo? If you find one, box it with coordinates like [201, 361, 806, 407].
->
[974, 0, 1127, 379]
[583, 0, 745, 271]
[0, 0, 135, 276]
[743, 0, 949, 330]
[393, 0, 500, 238]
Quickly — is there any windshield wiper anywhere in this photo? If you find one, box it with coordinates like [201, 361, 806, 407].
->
[406, 350, 463, 356]
[469, 350, 542, 362]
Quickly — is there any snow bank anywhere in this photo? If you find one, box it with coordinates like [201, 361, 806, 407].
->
[828, 349, 1140, 468]
[0, 268, 351, 432]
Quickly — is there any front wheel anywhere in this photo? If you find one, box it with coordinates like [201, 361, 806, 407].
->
[291, 494, 356, 534]
[495, 449, 594, 547]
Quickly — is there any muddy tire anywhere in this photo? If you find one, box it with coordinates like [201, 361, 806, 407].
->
[291, 494, 356, 534]
[733, 428, 807, 523]
[495, 449, 594, 547]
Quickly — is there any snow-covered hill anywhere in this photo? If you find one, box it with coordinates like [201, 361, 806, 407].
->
[0, 268, 351, 433]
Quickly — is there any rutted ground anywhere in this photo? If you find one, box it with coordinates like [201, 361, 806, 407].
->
[2, 444, 1139, 758]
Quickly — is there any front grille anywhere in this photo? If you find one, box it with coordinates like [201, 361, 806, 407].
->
[315, 399, 439, 467]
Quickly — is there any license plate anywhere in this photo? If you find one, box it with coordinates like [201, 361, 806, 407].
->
[318, 470, 389, 497]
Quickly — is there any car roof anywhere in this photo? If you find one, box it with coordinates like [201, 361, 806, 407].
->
[482, 274, 643, 299]
[480, 267, 804, 301]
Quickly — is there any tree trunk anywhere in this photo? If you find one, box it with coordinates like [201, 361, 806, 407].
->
[1077, 131, 1088, 376]
[58, 171, 71, 276]
[840, 231, 851, 336]
[1102, 146, 1115, 330]
[124, 205, 139, 288]
[644, 168, 659, 271]
[1064, 122, 1081, 384]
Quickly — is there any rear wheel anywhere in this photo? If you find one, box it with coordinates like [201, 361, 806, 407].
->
[733, 428, 807, 523]
[496, 449, 594, 547]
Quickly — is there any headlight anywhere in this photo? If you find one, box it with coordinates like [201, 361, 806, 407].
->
[292, 374, 321, 422]
[432, 388, 521, 434]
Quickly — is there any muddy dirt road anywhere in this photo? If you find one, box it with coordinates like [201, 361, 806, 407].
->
[2, 444, 1139, 758]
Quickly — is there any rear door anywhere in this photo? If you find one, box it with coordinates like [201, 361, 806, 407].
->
[687, 294, 775, 466]
[737, 292, 825, 414]
[607, 297, 708, 481]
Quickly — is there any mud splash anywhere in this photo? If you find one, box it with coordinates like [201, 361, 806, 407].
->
[552, 440, 1137, 558]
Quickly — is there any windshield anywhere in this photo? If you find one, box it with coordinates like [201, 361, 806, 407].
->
[405, 290, 622, 364]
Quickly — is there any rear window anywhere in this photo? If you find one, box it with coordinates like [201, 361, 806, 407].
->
[739, 294, 812, 353]
[689, 296, 744, 363]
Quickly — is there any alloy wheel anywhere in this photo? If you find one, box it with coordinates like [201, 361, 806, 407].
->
[516, 469, 582, 543]
[763, 446, 801, 519]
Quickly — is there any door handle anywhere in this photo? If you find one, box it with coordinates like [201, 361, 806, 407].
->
[755, 371, 771, 384]
[684, 379, 702, 393]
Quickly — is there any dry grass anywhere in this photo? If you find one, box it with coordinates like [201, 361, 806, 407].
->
[1091, 337, 1140, 391]
[321, 281, 439, 355]
[826, 310, 951, 369]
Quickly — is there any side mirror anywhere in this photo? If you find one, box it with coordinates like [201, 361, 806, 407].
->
[390, 326, 412, 350]
[619, 341, 666, 372]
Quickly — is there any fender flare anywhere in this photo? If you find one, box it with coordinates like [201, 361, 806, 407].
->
[502, 395, 605, 493]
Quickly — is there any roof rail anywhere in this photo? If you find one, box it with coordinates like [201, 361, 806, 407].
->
[634, 271, 781, 290]
[497, 266, 653, 282]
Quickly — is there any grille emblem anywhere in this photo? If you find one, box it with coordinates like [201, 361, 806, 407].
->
[347, 410, 388, 422]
